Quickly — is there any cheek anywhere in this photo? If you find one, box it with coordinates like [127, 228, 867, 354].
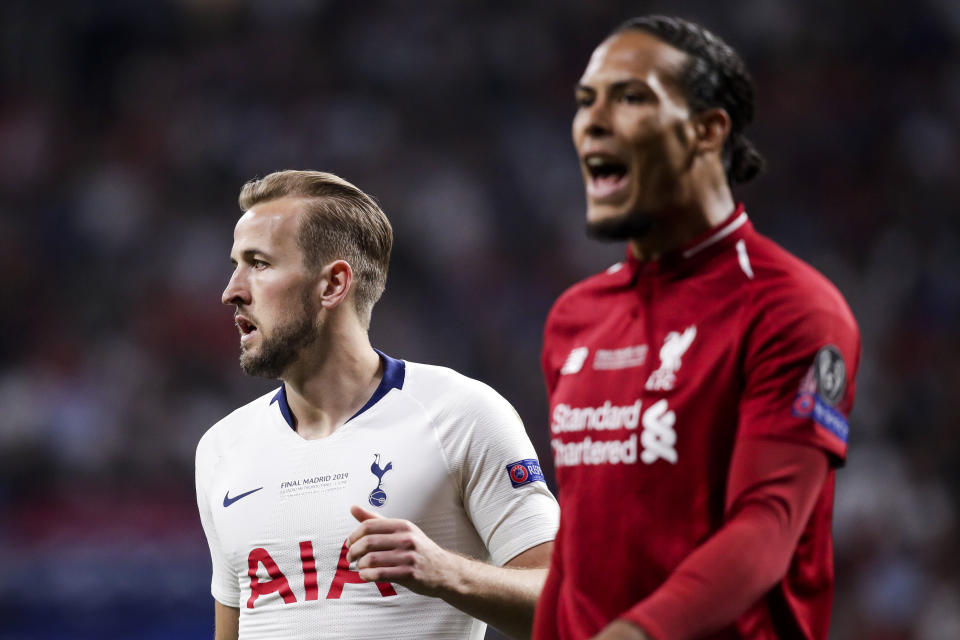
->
[257, 271, 301, 296]
[253, 280, 294, 313]
[665, 121, 693, 160]
[571, 113, 587, 147]
[630, 133, 671, 175]
[632, 120, 690, 172]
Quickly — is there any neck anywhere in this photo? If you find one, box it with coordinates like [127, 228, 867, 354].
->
[281, 317, 382, 440]
[629, 169, 735, 261]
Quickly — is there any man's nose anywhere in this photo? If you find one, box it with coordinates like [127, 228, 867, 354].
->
[222, 270, 250, 306]
[581, 97, 613, 138]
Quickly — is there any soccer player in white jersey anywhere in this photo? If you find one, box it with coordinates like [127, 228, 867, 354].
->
[196, 170, 559, 640]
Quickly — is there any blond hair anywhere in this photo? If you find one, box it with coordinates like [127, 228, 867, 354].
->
[238, 170, 392, 327]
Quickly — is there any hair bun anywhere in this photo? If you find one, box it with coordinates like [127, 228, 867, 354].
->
[729, 135, 765, 185]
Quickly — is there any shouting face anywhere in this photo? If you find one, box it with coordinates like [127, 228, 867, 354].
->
[573, 29, 698, 240]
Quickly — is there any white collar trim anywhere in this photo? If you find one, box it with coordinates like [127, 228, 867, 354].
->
[682, 211, 749, 259]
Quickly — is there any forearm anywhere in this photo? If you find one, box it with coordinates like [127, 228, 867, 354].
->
[619, 441, 829, 640]
[347, 506, 553, 639]
[439, 553, 547, 640]
[622, 501, 792, 639]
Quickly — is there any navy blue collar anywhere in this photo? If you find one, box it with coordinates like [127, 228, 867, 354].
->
[270, 349, 406, 431]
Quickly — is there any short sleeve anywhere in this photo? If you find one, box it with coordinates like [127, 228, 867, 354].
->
[438, 381, 560, 567]
[739, 296, 861, 465]
[195, 434, 242, 607]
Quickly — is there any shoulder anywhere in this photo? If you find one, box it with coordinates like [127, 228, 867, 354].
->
[740, 230, 860, 369]
[400, 361, 517, 420]
[400, 361, 539, 487]
[196, 388, 278, 465]
[546, 261, 631, 330]
[744, 231, 858, 334]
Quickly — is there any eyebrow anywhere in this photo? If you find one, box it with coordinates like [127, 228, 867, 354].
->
[575, 79, 652, 93]
[230, 248, 272, 264]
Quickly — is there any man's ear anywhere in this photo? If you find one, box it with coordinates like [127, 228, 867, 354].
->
[317, 260, 354, 311]
[694, 108, 731, 155]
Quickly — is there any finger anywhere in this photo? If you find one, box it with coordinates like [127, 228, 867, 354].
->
[356, 549, 415, 570]
[347, 533, 414, 562]
[346, 506, 388, 546]
[347, 518, 412, 546]
[358, 565, 415, 584]
[350, 504, 382, 523]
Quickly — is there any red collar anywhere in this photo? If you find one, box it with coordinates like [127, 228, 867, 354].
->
[624, 203, 751, 279]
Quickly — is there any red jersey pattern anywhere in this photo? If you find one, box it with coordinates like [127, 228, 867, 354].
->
[535, 207, 860, 640]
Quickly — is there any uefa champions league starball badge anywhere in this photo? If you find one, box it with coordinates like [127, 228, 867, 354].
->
[368, 453, 393, 507]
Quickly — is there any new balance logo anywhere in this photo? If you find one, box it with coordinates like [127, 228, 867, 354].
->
[560, 347, 589, 375]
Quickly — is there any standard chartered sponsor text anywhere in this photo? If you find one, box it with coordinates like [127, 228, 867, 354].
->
[551, 400, 642, 433]
[551, 400, 640, 467]
[551, 398, 679, 467]
[552, 434, 638, 466]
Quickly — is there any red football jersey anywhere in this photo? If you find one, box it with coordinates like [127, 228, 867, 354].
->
[535, 207, 860, 640]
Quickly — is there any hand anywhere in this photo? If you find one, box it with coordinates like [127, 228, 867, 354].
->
[589, 620, 651, 640]
[346, 505, 464, 598]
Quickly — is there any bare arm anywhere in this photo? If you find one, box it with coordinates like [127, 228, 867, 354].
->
[439, 541, 552, 639]
[347, 505, 552, 639]
[214, 601, 239, 640]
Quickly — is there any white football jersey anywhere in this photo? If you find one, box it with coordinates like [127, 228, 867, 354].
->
[195, 352, 560, 639]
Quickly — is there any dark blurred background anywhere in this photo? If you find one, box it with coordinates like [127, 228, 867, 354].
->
[1, 1, 958, 638]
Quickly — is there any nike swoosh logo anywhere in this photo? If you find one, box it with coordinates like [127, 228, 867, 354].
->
[223, 487, 263, 507]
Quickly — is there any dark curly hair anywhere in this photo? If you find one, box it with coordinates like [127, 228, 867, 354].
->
[614, 15, 765, 185]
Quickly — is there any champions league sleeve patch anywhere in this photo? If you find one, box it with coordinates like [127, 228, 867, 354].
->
[505, 459, 546, 488]
[791, 345, 849, 443]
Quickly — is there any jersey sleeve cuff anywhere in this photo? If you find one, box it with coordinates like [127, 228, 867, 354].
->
[487, 497, 560, 566]
[212, 586, 241, 609]
[494, 529, 557, 567]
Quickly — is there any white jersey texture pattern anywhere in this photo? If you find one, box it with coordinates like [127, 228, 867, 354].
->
[196, 352, 559, 639]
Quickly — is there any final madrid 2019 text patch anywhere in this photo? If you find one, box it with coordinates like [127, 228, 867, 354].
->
[505, 459, 545, 488]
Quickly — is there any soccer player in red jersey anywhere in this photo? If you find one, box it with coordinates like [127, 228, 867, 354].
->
[533, 15, 860, 640]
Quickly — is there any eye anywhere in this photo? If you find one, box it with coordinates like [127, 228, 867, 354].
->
[622, 92, 650, 105]
[575, 92, 594, 108]
[252, 259, 268, 270]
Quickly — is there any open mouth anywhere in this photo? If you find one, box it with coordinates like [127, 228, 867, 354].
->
[235, 315, 258, 341]
[584, 154, 629, 199]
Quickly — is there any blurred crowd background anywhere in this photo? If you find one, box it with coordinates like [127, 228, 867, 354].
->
[1, 0, 958, 638]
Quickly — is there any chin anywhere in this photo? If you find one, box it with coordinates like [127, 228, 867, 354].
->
[586, 202, 629, 225]
[586, 205, 654, 241]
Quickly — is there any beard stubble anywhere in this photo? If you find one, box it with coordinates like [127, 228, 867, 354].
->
[239, 290, 320, 379]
